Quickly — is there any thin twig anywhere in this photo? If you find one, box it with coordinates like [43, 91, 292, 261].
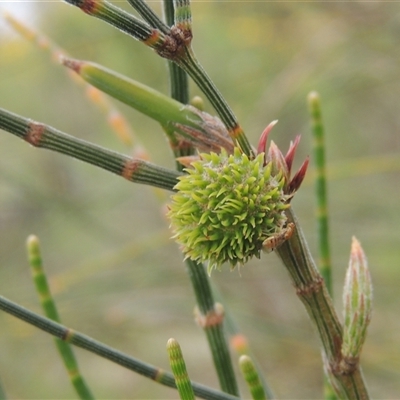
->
[0, 107, 181, 191]
[0, 295, 240, 400]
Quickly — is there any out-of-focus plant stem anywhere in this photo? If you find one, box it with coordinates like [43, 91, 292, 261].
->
[239, 355, 266, 400]
[186, 259, 239, 396]
[308, 92, 336, 399]
[308, 91, 332, 293]
[27, 235, 94, 400]
[167, 338, 195, 400]
[223, 308, 274, 399]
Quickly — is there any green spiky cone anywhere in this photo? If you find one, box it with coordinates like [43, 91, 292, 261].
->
[168, 148, 290, 273]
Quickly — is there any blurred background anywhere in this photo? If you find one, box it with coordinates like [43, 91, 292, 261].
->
[0, 1, 399, 398]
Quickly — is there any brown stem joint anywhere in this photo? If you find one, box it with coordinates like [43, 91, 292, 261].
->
[295, 275, 324, 297]
[156, 25, 192, 60]
[194, 303, 224, 329]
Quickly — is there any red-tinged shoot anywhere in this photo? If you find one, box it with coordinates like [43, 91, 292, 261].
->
[258, 120, 309, 196]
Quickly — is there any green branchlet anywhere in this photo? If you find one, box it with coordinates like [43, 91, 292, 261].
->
[167, 338, 195, 400]
[64, 0, 158, 43]
[308, 91, 332, 293]
[126, 0, 169, 34]
[26, 235, 95, 400]
[0, 107, 181, 191]
[239, 355, 267, 400]
[174, 0, 192, 32]
[168, 148, 290, 273]
[341, 237, 372, 370]
[27, 235, 60, 322]
[308, 90, 336, 400]
[62, 58, 201, 129]
[188, 264, 239, 396]
[62, 58, 233, 154]
[0, 295, 239, 400]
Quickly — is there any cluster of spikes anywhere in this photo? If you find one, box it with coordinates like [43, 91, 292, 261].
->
[168, 121, 309, 273]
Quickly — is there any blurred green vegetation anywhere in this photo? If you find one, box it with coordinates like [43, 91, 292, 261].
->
[0, 2, 399, 399]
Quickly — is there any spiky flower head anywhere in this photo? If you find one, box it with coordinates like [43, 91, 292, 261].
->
[168, 147, 290, 273]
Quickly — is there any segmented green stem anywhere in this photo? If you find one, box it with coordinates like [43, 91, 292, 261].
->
[167, 339, 195, 400]
[163, 0, 190, 105]
[186, 260, 239, 396]
[239, 355, 266, 400]
[27, 236, 94, 400]
[172, 0, 251, 155]
[276, 208, 369, 399]
[62, 58, 201, 129]
[174, 0, 192, 32]
[173, 0, 252, 157]
[62, 57, 222, 155]
[126, 0, 169, 34]
[215, 290, 274, 399]
[0, 107, 181, 191]
[64, 0, 160, 42]
[308, 91, 336, 400]
[167, 58, 190, 106]
[162, 0, 194, 166]
[0, 296, 239, 400]
[178, 48, 253, 157]
[163, 0, 175, 27]
[308, 91, 332, 294]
